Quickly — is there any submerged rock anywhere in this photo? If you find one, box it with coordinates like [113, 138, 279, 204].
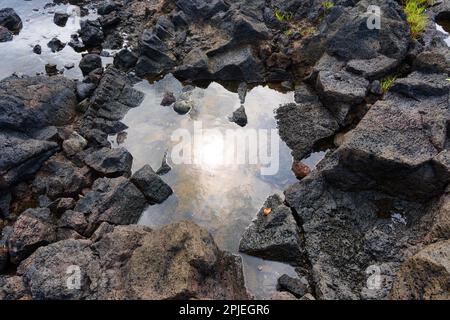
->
[239, 194, 306, 266]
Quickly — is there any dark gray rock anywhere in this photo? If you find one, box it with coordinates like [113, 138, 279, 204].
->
[113, 49, 138, 71]
[79, 19, 104, 47]
[8, 208, 56, 264]
[32, 155, 93, 199]
[47, 37, 66, 52]
[131, 165, 173, 204]
[346, 55, 399, 80]
[229, 105, 247, 127]
[277, 274, 311, 298]
[0, 132, 58, 189]
[173, 99, 193, 115]
[53, 12, 69, 27]
[68, 34, 85, 53]
[73, 177, 147, 235]
[175, 0, 229, 20]
[97, 0, 118, 15]
[58, 210, 88, 235]
[84, 147, 133, 177]
[239, 194, 306, 266]
[160, 91, 176, 106]
[79, 54, 102, 76]
[0, 8, 22, 32]
[32, 44, 42, 54]
[0, 25, 12, 42]
[275, 102, 339, 161]
[76, 82, 97, 100]
[0, 75, 78, 132]
[0, 192, 11, 219]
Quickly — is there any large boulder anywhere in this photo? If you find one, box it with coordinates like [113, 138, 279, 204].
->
[323, 72, 450, 201]
[390, 240, 450, 300]
[79, 54, 102, 76]
[239, 194, 306, 266]
[17, 222, 250, 300]
[0, 75, 78, 132]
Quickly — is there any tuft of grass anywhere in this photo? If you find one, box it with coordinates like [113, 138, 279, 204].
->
[322, 1, 335, 12]
[403, 0, 428, 38]
[300, 26, 317, 37]
[380, 75, 397, 93]
[274, 9, 293, 23]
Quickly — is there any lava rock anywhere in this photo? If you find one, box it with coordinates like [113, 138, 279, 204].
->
[391, 239, 450, 299]
[53, 12, 69, 27]
[0, 25, 12, 42]
[17, 221, 250, 299]
[160, 91, 176, 106]
[79, 54, 102, 76]
[68, 34, 85, 52]
[73, 176, 147, 234]
[277, 274, 311, 298]
[58, 210, 88, 235]
[239, 194, 306, 265]
[32, 44, 42, 54]
[173, 99, 193, 115]
[47, 37, 66, 52]
[229, 105, 247, 127]
[113, 48, 138, 71]
[79, 19, 104, 47]
[0, 8, 22, 32]
[45, 63, 58, 76]
[84, 147, 133, 177]
[62, 131, 88, 156]
[0, 132, 59, 189]
[276, 102, 338, 161]
[76, 82, 97, 100]
[131, 165, 173, 204]
[8, 208, 56, 264]
[32, 154, 93, 199]
[97, 0, 117, 15]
